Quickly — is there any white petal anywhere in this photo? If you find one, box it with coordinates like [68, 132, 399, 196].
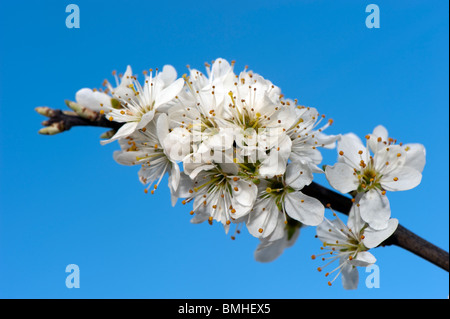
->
[171, 172, 194, 207]
[372, 125, 389, 141]
[254, 229, 300, 263]
[184, 163, 215, 179]
[284, 192, 324, 226]
[136, 110, 155, 129]
[113, 149, 142, 166]
[368, 125, 389, 153]
[346, 201, 366, 233]
[169, 162, 180, 193]
[337, 133, 367, 167]
[254, 238, 286, 263]
[210, 58, 231, 81]
[75, 88, 111, 112]
[190, 206, 209, 224]
[285, 162, 313, 191]
[403, 143, 426, 173]
[316, 219, 344, 244]
[350, 251, 376, 267]
[363, 218, 398, 248]
[101, 122, 138, 145]
[158, 65, 178, 86]
[229, 178, 258, 219]
[156, 113, 170, 147]
[358, 190, 391, 230]
[154, 78, 184, 109]
[246, 199, 284, 240]
[381, 166, 422, 191]
[258, 151, 288, 178]
[325, 163, 358, 194]
[373, 145, 406, 173]
[340, 260, 359, 290]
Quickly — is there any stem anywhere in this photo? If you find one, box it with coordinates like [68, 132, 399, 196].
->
[36, 108, 122, 134]
[36, 108, 450, 272]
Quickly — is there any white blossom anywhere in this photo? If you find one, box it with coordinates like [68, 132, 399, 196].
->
[325, 126, 425, 229]
[313, 204, 398, 289]
[246, 162, 324, 241]
[112, 113, 186, 206]
[101, 65, 184, 143]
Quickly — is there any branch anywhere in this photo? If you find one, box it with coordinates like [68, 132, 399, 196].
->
[35, 105, 122, 136]
[36, 107, 450, 272]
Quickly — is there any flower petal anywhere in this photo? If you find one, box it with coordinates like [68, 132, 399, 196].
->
[340, 260, 359, 290]
[229, 178, 258, 219]
[403, 143, 426, 173]
[154, 78, 184, 109]
[350, 251, 376, 267]
[158, 65, 178, 86]
[381, 166, 422, 191]
[254, 228, 300, 263]
[246, 198, 284, 240]
[325, 163, 358, 194]
[285, 162, 313, 191]
[101, 122, 138, 145]
[358, 189, 391, 230]
[284, 192, 324, 226]
[337, 133, 367, 168]
[75, 88, 111, 112]
[368, 125, 389, 153]
[136, 110, 155, 129]
[363, 218, 398, 248]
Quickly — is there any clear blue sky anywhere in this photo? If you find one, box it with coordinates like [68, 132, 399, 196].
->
[0, 0, 448, 299]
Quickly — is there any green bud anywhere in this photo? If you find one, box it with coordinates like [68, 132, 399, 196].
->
[110, 98, 122, 109]
[65, 100, 100, 121]
[38, 124, 62, 135]
[35, 106, 55, 118]
[100, 129, 116, 139]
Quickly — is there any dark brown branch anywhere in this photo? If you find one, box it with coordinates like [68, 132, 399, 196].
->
[35, 106, 122, 135]
[49, 110, 123, 131]
[36, 108, 450, 272]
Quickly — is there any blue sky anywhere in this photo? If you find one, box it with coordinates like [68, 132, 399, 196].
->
[0, 0, 448, 298]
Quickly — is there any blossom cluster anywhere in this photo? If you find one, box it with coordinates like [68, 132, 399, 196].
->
[64, 58, 425, 289]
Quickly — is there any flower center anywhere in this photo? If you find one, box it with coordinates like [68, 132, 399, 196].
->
[356, 160, 382, 192]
